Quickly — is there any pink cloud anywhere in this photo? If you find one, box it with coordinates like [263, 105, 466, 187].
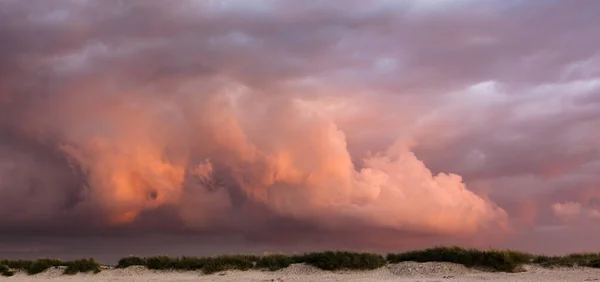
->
[0, 0, 599, 256]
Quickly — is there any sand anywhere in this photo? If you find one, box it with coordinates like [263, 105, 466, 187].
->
[2, 262, 600, 281]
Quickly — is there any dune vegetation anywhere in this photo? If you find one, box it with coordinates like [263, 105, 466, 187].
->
[0, 257, 101, 276]
[3, 247, 600, 276]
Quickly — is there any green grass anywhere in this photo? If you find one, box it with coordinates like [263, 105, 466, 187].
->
[201, 255, 258, 274]
[255, 254, 295, 271]
[387, 246, 534, 272]
[5, 247, 600, 276]
[118, 255, 259, 274]
[178, 256, 208, 271]
[113, 252, 385, 273]
[0, 264, 14, 277]
[64, 258, 101, 275]
[145, 255, 180, 270]
[25, 258, 63, 275]
[533, 253, 600, 268]
[0, 258, 100, 276]
[0, 259, 33, 270]
[300, 251, 386, 270]
[117, 256, 147, 268]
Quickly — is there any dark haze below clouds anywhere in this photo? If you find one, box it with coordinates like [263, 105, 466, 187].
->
[1, 0, 600, 261]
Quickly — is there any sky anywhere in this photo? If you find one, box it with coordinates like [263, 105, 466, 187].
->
[1, 0, 600, 263]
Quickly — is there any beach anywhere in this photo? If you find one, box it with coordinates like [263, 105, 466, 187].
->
[2, 262, 600, 282]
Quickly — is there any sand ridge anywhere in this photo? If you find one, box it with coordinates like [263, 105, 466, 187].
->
[2, 262, 600, 281]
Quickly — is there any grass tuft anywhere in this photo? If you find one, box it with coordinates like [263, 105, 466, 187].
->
[145, 256, 180, 270]
[533, 253, 600, 268]
[64, 258, 101, 275]
[4, 247, 600, 276]
[301, 251, 386, 271]
[201, 255, 258, 274]
[117, 256, 146, 268]
[25, 258, 63, 275]
[0, 259, 33, 270]
[255, 254, 294, 271]
[0, 264, 14, 277]
[0, 258, 101, 275]
[387, 246, 533, 272]
[177, 256, 207, 271]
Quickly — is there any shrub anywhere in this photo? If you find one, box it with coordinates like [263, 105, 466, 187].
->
[64, 258, 101, 275]
[0, 258, 101, 275]
[387, 246, 533, 272]
[588, 258, 600, 268]
[534, 253, 600, 268]
[11, 247, 600, 277]
[0, 259, 33, 270]
[145, 256, 179, 270]
[566, 253, 600, 268]
[0, 264, 14, 277]
[117, 256, 146, 268]
[301, 251, 386, 271]
[26, 258, 62, 275]
[290, 254, 306, 264]
[533, 255, 572, 268]
[177, 256, 207, 271]
[201, 255, 258, 274]
[256, 254, 294, 271]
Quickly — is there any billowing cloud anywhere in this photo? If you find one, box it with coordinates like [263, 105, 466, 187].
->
[0, 79, 507, 235]
[1, 0, 600, 259]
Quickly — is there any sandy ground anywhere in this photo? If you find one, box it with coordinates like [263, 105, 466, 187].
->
[2, 262, 600, 281]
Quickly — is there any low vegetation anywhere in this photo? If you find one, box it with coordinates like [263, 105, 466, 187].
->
[533, 253, 600, 268]
[201, 255, 257, 274]
[0, 263, 14, 277]
[0, 258, 100, 275]
[117, 252, 384, 273]
[116, 256, 147, 269]
[387, 246, 534, 272]
[64, 258, 101, 275]
[4, 247, 600, 276]
[255, 254, 295, 271]
[24, 258, 63, 275]
[300, 251, 386, 270]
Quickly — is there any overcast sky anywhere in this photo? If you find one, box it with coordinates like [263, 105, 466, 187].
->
[1, 0, 599, 263]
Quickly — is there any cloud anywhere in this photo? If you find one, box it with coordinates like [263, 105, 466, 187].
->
[553, 201, 600, 222]
[17, 84, 505, 235]
[0, 0, 599, 256]
[552, 202, 583, 220]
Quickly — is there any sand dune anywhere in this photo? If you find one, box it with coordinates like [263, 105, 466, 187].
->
[2, 262, 600, 281]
